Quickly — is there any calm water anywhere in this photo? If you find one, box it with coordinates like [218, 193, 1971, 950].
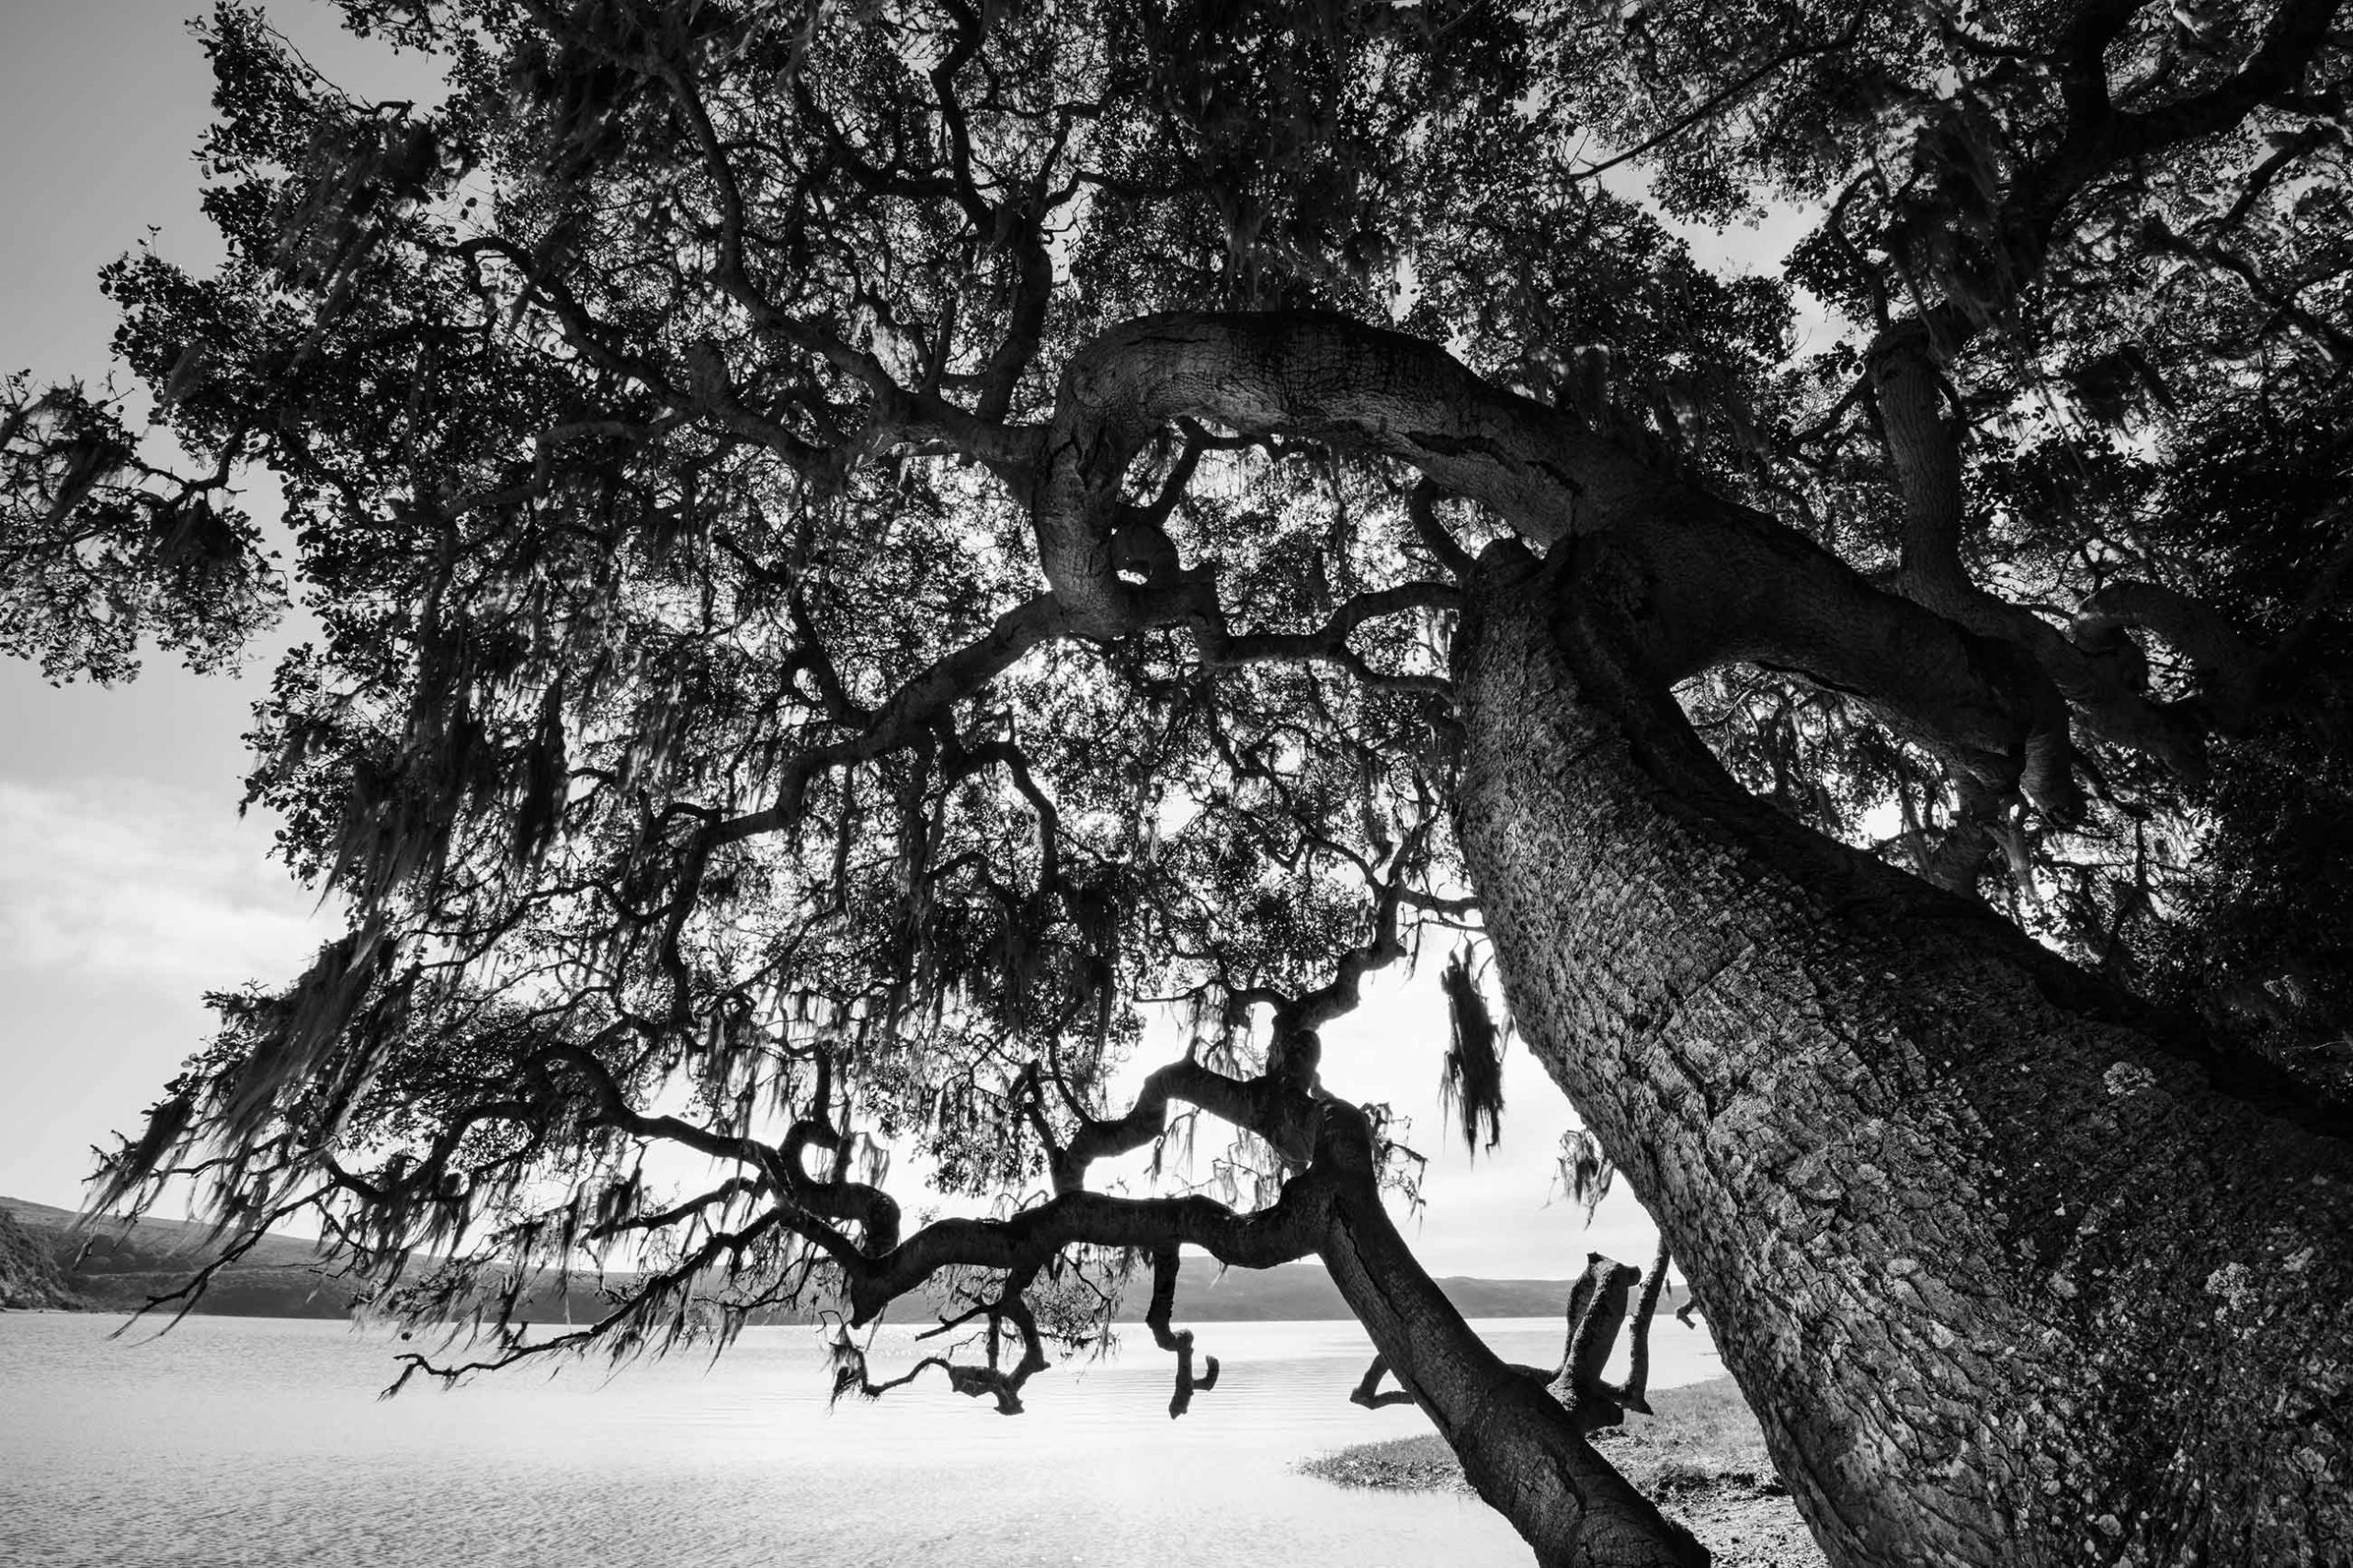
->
[0, 1312, 1722, 1568]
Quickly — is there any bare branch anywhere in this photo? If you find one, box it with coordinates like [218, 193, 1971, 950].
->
[1039, 312, 2088, 816]
[1142, 1243, 1222, 1417]
[1347, 1352, 1421, 1409]
[1620, 1236, 1672, 1416]
[708, 591, 1075, 848]
[2073, 580, 2268, 724]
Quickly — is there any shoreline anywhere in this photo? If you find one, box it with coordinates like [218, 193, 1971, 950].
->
[1300, 1376, 1826, 1568]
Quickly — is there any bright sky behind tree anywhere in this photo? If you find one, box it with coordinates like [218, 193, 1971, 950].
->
[0, 0, 1803, 1278]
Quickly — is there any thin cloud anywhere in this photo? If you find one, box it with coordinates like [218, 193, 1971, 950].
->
[0, 778, 332, 993]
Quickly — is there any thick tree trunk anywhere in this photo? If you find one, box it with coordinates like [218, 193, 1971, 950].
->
[1452, 540, 2353, 1568]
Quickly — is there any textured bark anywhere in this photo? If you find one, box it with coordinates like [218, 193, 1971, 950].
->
[1620, 1238, 1671, 1415]
[1454, 540, 2353, 1568]
[1866, 324, 1975, 622]
[1551, 1254, 1641, 1417]
[1011, 306, 2352, 1562]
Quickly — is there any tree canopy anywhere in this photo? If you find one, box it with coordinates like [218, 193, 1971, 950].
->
[5, 1, 2348, 1563]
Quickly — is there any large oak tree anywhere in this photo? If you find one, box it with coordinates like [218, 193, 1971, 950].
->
[5, 2, 2349, 1564]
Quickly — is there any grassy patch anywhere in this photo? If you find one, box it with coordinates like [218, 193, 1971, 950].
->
[1300, 1376, 1780, 1495]
[1302, 1377, 1827, 1565]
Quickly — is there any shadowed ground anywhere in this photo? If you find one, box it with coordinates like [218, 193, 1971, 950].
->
[1302, 1377, 1826, 1568]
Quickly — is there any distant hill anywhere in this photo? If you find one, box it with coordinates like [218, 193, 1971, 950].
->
[2, 1195, 339, 1273]
[0, 1195, 358, 1317]
[0, 1207, 84, 1309]
[0, 1194, 1613, 1325]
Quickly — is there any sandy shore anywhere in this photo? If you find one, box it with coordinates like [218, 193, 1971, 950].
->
[1299, 1376, 1826, 1568]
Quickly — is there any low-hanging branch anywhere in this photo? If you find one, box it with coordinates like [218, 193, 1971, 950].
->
[1347, 1243, 1676, 1435]
[319, 842, 1704, 1560]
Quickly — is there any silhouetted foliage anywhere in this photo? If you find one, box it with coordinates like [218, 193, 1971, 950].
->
[6, 1, 2349, 1562]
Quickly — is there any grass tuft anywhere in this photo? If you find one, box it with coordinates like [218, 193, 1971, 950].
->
[1301, 1376, 1823, 1566]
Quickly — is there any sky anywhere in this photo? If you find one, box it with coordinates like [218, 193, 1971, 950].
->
[0, 0, 438, 1224]
[0, 1, 1821, 1282]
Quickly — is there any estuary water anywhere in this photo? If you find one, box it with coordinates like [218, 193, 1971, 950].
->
[0, 1311, 1723, 1568]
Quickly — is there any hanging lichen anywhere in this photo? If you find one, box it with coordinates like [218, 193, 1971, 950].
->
[1438, 948, 1504, 1156]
